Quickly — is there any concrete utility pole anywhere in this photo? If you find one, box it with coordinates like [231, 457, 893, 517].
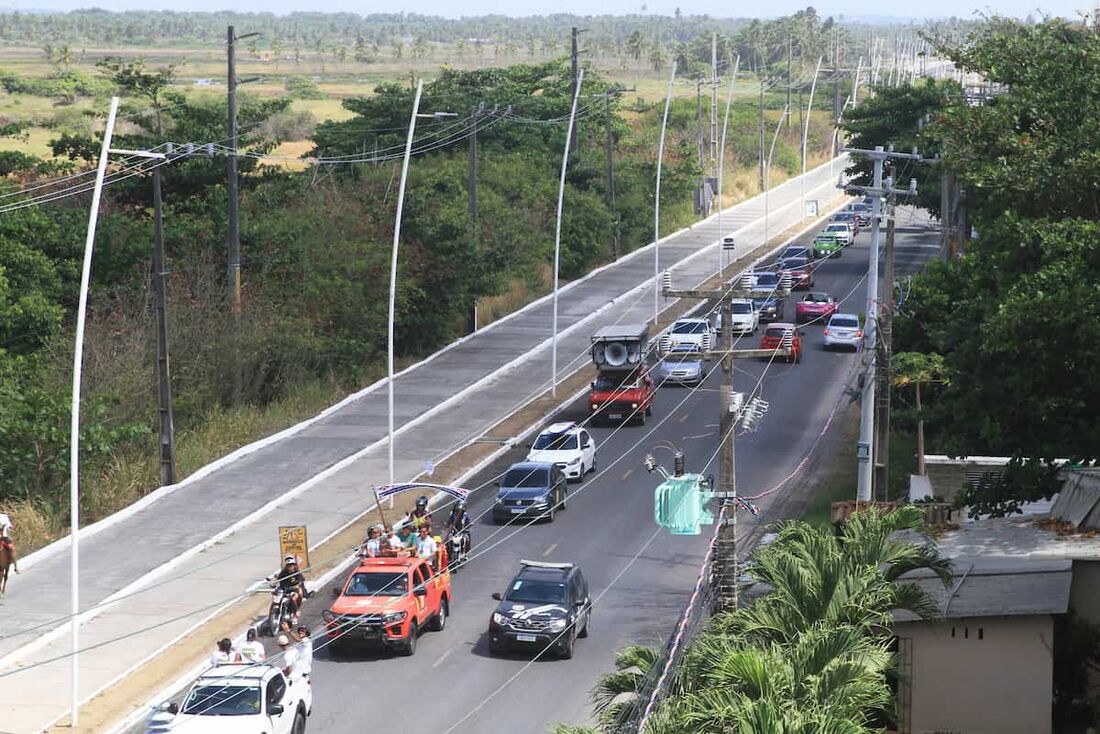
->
[786, 34, 793, 131]
[662, 280, 792, 612]
[152, 167, 177, 487]
[468, 105, 480, 228]
[695, 77, 704, 170]
[840, 145, 921, 501]
[874, 177, 897, 499]
[710, 33, 719, 162]
[758, 77, 766, 192]
[603, 89, 619, 259]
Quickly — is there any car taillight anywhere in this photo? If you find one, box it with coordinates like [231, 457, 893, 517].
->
[856, 331, 863, 337]
[823, 329, 830, 335]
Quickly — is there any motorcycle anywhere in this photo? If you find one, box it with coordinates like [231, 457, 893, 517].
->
[446, 530, 470, 571]
[264, 584, 296, 636]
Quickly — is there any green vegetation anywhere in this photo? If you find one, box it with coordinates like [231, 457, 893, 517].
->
[840, 17, 1100, 516]
[564, 507, 950, 733]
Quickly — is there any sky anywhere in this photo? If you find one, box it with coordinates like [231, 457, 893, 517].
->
[1, 0, 1085, 18]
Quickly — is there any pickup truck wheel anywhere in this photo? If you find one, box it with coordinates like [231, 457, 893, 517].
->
[399, 622, 418, 656]
[589, 456, 597, 474]
[546, 503, 556, 523]
[635, 409, 646, 426]
[430, 598, 448, 632]
[578, 610, 590, 638]
[292, 709, 306, 734]
[645, 404, 653, 417]
[559, 631, 575, 660]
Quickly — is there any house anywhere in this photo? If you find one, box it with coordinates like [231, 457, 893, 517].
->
[893, 493, 1100, 734]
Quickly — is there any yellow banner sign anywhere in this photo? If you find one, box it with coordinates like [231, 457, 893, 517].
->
[278, 526, 309, 569]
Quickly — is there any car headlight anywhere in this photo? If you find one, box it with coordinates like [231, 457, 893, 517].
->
[549, 618, 568, 631]
[589, 402, 598, 411]
[383, 611, 407, 624]
[630, 402, 638, 409]
[532, 496, 549, 506]
[568, 456, 580, 465]
[322, 610, 335, 622]
[492, 612, 508, 625]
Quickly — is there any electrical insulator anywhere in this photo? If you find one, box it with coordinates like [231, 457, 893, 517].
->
[673, 450, 685, 476]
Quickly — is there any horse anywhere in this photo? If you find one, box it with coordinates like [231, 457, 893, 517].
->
[0, 541, 16, 596]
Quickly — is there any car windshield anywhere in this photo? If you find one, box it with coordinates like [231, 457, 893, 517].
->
[834, 213, 853, 220]
[730, 302, 753, 314]
[665, 352, 701, 364]
[505, 578, 567, 604]
[782, 248, 808, 258]
[671, 321, 708, 334]
[181, 685, 261, 716]
[345, 571, 407, 596]
[826, 224, 847, 231]
[805, 293, 830, 303]
[783, 258, 808, 269]
[532, 432, 578, 451]
[764, 327, 789, 339]
[755, 273, 779, 286]
[502, 467, 550, 488]
[593, 371, 639, 391]
[830, 316, 860, 328]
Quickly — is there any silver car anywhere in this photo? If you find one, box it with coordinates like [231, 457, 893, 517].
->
[823, 313, 864, 351]
[658, 346, 705, 386]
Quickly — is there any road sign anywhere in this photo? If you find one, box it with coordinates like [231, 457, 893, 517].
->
[279, 525, 309, 569]
[805, 199, 819, 217]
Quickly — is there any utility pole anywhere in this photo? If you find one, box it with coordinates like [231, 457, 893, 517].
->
[874, 182, 896, 500]
[840, 145, 921, 501]
[758, 76, 765, 192]
[710, 33, 719, 162]
[226, 25, 241, 401]
[604, 90, 619, 259]
[468, 103, 481, 331]
[695, 77, 704, 170]
[570, 27, 583, 153]
[152, 167, 177, 486]
[786, 34, 793, 130]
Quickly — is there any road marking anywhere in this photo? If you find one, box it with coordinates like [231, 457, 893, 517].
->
[432, 648, 454, 668]
[542, 543, 558, 557]
[621, 468, 634, 480]
[678, 413, 690, 424]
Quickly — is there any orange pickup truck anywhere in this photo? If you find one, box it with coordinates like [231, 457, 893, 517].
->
[323, 555, 451, 656]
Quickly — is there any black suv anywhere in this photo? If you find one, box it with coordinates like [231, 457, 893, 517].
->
[488, 560, 592, 659]
[492, 462, 568, 524]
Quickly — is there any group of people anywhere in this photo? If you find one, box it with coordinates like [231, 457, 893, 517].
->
[356, 496, 471, 568]
[209, 624, 313, 683]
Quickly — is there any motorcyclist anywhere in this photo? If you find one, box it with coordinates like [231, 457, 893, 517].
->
[443, 500, 472, 558]
[407, 495, 432, 532]
[272, 555, 308, 617]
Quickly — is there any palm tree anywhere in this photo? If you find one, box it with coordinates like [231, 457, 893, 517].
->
[648, 41, 667, 72]
[591, 644, 660, 733]
[893, 352, 947, 476]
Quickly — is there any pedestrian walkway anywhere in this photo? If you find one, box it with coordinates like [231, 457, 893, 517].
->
[0, 159, 844, 733]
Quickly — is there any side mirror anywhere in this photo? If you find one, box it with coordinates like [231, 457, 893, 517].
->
[414, 587, 427, 597]
[491, 592, 503, 601]
[166, 702, 179, 715]
[332, 587, 341, 598]
[269, 703, 284, 716]
[590, 381, 596, 389]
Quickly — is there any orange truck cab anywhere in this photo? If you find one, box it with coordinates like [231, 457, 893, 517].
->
[323, 555, 451, 656]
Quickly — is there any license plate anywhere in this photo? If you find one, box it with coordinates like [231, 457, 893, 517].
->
[516, 634, 537, 643]
[511, 508, 525, 514]
[608, 413, 622, 420]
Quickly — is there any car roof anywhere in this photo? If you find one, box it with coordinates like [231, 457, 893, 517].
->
[507, 461, 554, 471]
[517, 564, 573, 581]
[829, 312, 859, 320]
[541, 421, 579, 435]
[766, 322, 796, 329]
[804, 292, 831, 299]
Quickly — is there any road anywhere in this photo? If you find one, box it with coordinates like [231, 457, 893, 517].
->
[293, 211, 941, 734]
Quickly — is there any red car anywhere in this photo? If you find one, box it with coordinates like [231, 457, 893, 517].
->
[779, 257, 815, 290]
[759, 323, 802, 363]
[795, 292, 839, 324]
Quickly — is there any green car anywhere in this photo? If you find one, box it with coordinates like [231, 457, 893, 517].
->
[813, 233, 844, 259]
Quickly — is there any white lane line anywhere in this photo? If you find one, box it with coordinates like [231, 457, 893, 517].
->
[542, 543, 559, 557]
[678, 412, 690, 424]
[621, 468, 634, 480]
[432, 648, 455, 668]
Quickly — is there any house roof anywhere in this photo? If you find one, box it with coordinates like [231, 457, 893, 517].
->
[894, 561, 1072, 622]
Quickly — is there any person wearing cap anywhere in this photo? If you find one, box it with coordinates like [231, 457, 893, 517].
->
[238, 627, 265, 664]
[275, 633, 300, 681]
[289, 625, 313, 682]
[209, 637, 234, 666]
[406, 495, 432, 532]
[395, 525, 416, 555]
[271, 555, 308, 620]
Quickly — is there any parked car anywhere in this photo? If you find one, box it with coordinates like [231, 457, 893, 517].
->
[526, 422, 596, 481]
[728, 298, 759, 335]
[145, 664, 312, 734]
[751, 294, 785, 322]
[823, 312, 864, 351]
[795, 292, 839, 323]
[664, 317, 716, 353]
[323, 555, 451, 656]
[492, 462, 568, 523]
[823, 222, 853, 245]
[588, 366, 656, 425]
[759, 323, 802, 363]
[813, 232, 845, 259]
[658, 344, 706, 386]
[779, 257, 815, 290]
[488, 560, 592, 659]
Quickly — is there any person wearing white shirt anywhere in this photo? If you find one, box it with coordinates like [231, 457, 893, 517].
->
[237, 628, 265, 664]
[209, 637, 234, 666]
[384, 525, 403, 553]
[0, 512, 12, 539]
[415, 526, 438, 560]
[275, 634, 300, 681]
[292, 626, 313, 681]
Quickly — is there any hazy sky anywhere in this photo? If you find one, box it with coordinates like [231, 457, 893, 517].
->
[2, 0, 1083, 18]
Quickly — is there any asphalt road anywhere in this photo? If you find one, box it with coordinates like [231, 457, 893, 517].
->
[290, 213, 941, 734]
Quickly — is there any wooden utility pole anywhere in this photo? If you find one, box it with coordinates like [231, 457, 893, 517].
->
[152, 167, 177, 486]
[604, 90, 619, 259]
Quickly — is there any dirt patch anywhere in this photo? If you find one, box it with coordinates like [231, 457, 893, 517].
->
[60, 196, 850, 732]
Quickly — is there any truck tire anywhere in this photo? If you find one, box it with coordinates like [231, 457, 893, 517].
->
[430, 598, 448, 632]
[399, 622, 418, 656]
[559, 632, 575, 660]
[292, 710, 306, 734]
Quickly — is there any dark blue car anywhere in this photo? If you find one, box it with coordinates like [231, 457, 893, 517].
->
[492, 462, 568, 524]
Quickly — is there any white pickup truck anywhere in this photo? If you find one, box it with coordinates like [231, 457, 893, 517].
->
[146, 664, 311, 734]
[661, 317, 717, 354]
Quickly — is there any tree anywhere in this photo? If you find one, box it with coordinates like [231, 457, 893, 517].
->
[96, 56, 176, 134]
[591, 644, 659, 733]
[648, 41, 667, 72]
[892, 352, 946, 477]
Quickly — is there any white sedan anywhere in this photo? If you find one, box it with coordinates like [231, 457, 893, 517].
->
[526, 422, 597, 481]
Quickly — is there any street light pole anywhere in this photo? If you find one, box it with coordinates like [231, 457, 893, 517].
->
[800, 56, 823, 220]
[69, 94, 120, 728]
[388, 79, 424, 495]
[763, 104, 789, 247]
[717, 55, 740, 274]
[551, 68, 584, 398]
[654, 62, 676, 324]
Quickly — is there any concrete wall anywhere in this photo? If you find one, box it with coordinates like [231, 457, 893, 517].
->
[895, 615, 1053, 734]
[1071, 561, 1100, 626]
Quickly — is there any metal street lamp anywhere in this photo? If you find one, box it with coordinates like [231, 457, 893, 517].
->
[763, 104, 789, 247]
[800, 57, 823, 221]
[387, 82, 455, 499]
[551, 68, 584, 398]
[653, 62, 676, 324]
[716, 55, 740, 274]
